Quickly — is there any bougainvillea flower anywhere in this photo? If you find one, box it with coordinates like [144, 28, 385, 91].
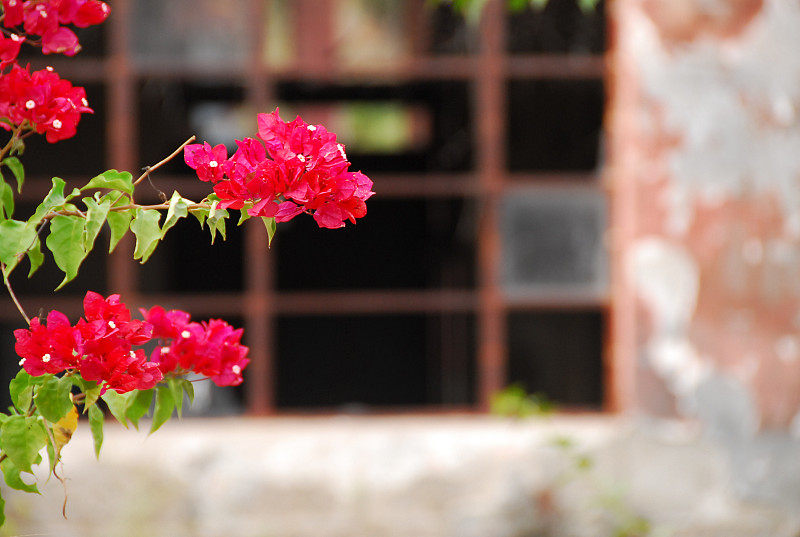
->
[0, 64, 93, 142]
[142, 306, 250, 387]
[184, 141, 228, 183]
[41, 26, 81, 55]
[13, 291, 249, 394]
[184, 108, 374, 229]
[0, 33, 24, 66]
[14, 310, 80, 375]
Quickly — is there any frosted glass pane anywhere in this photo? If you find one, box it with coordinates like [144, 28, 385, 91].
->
[131, 0, 251, 68]
[501, 189, 607, 297]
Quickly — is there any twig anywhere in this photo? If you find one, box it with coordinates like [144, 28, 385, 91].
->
[2, 264, 31, 326]
[134, 135, 196, 187]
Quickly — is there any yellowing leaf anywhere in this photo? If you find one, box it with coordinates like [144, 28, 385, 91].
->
[53, 404, 79, 455]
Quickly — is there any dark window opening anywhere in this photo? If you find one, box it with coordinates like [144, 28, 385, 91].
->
[507, 78, 604, 172]
[507, 310, 604, 408]
[275, 198, 475, 291]
[276, 313, 474, 409]
[507, 0, 606, 55]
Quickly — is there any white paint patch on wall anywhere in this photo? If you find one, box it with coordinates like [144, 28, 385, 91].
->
[628, 237, 710, 398]
[631, 0, 800, 236]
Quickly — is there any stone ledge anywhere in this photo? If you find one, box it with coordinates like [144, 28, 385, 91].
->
[3, 415, 798, 537]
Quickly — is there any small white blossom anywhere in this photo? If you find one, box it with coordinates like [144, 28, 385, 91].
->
[42, 353, 51, 363]
[232, 365, 241, 375]
[25, 100, 35, 110]
[18, 358, 25, 366]
[52, 119, 62, 129]
[208, 160, 218, 168]
[181, 330, 191, 339]
[108, 320, 116, 329]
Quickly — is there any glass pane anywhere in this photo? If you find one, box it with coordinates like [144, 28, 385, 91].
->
[131, 0, 251, 68]
[500, 188, 607, 297]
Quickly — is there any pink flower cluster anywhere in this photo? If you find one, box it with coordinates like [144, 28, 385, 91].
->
[1, 0, 110, 57]
[13, 291, 249, 394]
[0, 63, 92, 141]
[141, 306, 250, 387]
[184, 108, 375, 229]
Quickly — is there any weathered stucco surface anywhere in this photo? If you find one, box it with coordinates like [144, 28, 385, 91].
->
[4, 417, 799, 537]
[611, 0, 800, 508]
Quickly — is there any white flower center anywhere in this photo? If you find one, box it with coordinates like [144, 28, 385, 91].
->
[42, 353, 51, 363]
[297, 154, 306, 162]
[232, 365, 241, 375]
[46, 65, 53, 71]
[25, 100, 35, 110]
[52, 119, 62, 129]
[161, 346, 171, 354]
[129, 351, 136, 358]
[108, 320, 116, 329]
[307, 125, 316, 132]
[11, 34, 20, 42]
[18, 358, 25, 366]
[208, 160, 218, 168]
[81, 97, 88, 107]
[181, 330, 191, 339]
[338, 143, 346, 159]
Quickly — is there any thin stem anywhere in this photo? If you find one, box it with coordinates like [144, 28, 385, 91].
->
[0, 123, 25, 162]
[134, 135, 196, 187]
[2, 264, 31, 326]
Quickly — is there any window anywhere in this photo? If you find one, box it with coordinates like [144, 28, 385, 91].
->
[1, 0, 607, 413]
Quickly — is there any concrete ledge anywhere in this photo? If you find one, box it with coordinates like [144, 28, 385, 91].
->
[3, 415, 798, 537]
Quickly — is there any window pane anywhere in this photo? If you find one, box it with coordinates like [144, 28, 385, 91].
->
[131, 0, 251, 68]
[500, 189, 607, 297]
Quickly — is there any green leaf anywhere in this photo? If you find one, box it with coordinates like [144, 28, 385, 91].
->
[46, 214, 87, 290]
[238, 208, 251, 226]
[71, 378, 102, 411]
[161, 190, 189, 239]
[0, 485, 5, 528]
[88, 403, 104, 458]
[3, 156, 24, 193]
[150, 385, 175, 434]
[0, 457, 38, 494]
[190, 205, 209, 228]
[9, 369, 33, 413]
[101, 390, 131, 427]
[29, 177, 68, 226]
[206, 200, 228, 244]
[168, 378, 195, 417]
[0, 219, 36, 269]
[81, 169, 135, 196]
[0, 415, 48, 473]
[130, 207, 162, 263]
[0, 175, 13, 220]
[33, 375, 74, 423]
[26, 236, 44, 278]
[82, 196, 112, 253]
[106, 207, 133, 254]
[0, 457, 39, 494]
[125, 389, 153, 430]
[261, 216, 277, 246]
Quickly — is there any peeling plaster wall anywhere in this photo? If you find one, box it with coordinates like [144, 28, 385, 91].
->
[610, 0, 800, 507]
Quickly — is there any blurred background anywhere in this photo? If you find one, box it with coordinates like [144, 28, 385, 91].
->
[4, 0, 800, 535]
[0, 0, 608, 415]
